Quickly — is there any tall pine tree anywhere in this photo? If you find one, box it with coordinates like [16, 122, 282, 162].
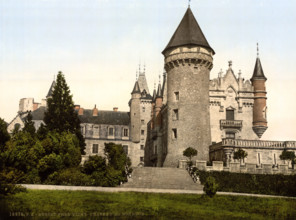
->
[44, 71, 85, 154]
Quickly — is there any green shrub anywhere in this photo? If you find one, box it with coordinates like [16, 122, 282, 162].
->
[45, 168, 91, 186]
[203, 176, 218, 197]
[199, 171, 296, 197]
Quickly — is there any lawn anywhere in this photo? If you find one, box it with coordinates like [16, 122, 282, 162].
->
[1, 190, 296, 219]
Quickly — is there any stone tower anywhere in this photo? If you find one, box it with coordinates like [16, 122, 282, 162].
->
[130, 81, 141, 143]
[251, 47, 268, 138]
[162, 7, 215, 166]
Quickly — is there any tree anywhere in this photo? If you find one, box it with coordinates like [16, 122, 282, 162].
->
[203, 176, 218, 198]
[43, 71, 85, 154]
[183, 147, 197, 162]
[23, 111, 36, 136]
[233, 148, 248, 165]
[0, 118, 10, 150]
[280, 150, 296, 169]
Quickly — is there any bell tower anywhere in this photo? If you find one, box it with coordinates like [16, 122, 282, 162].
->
[162, 7, 215, 166]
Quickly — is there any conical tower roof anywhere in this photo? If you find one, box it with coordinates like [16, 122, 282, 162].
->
[162, 7, 214, 54]
[131, 81, 141, 94]
[251, 58, 267, 82]
[46, 80, 56, 98]
[152, 88, 156, 101]
[156, 83, 162, 98]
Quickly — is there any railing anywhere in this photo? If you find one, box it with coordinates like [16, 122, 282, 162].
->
[220, 120, 243, 130]
[221, 138, 296, 149]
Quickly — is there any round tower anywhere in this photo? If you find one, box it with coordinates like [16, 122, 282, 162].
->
[162, 7, 215, 166]
[251, 45, 268, 138]
[130, 81, 141, 143]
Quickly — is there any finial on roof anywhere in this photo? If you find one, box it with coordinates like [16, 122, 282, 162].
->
[218, 69, 223, 78]
[188, 0, 191, 8]
[228, 60, 232, 68]
[159, 73, 161, 84]
[257, 42, 259, 58]
[136, 69, 138, 80]
[238, 70, 242, 78]
[94, 104, 96, 108]
[53, 75, 55, 81]
[144, 64, 146, 73]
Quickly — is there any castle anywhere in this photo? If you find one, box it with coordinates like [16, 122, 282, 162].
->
[7, 7, 296, 171]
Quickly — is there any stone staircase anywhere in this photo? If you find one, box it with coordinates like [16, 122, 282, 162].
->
[121, 167, 203, 190]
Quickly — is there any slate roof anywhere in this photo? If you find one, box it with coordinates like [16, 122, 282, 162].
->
[32, 106, 47, 120]
[31, 107, 130, 126]
[156, 83, 162, 98]
[251, 58, 267, 81]
[131, 81, 141, 94]
[138, 73, 150, 94]
[46, 80, 56, 98]
[162, 7, 214, 54]
[78, 110, 130, 125]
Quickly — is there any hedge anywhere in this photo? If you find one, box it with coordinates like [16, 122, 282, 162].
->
[199, 171, 296, 197]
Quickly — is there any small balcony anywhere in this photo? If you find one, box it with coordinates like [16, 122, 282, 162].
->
[220, 119, 243, 131]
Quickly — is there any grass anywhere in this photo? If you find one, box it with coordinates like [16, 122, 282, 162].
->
[1, 190, 296, 219]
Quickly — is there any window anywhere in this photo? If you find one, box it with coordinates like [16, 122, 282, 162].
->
[258, 153, 261, 165]
[142, 107, 145, 112]
[226, 109, 234, 120]
[141, 145, 144, 150]
[274, 153, 276, 165]
[123, 128, 128, 137]
[140, 157, 144, 162]
[172, 128, 177, 139]
[174, 92, 179, 101]
[141, 130, 145, 135]
[108, 127, 114, 136]
[92, 144, 98, 154]
[173, 109, 179, 120]
[154, 145, 157, 154]
[141, 120, 145, 125]
[226, 132, 235, 139]
[123, 145, 128, 155]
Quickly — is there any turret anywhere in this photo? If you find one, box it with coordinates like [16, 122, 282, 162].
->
[130, 81, 141, 142]
[162, 7, 214, 166]
[154, 81, 163, 127]
[150, 86, 156, 129]
[251, 44, 267, 138]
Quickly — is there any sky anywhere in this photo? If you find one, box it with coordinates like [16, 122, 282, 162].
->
[0, 0, 296, 141]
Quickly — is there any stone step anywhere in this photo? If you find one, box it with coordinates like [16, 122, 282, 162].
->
[121, 167, 203, 190]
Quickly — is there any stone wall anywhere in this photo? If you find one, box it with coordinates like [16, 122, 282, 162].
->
[193, 160, 295, 175]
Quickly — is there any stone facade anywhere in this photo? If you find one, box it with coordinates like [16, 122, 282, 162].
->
[209, 61, 258, 143]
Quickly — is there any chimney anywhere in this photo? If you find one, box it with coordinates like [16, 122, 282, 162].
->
[74, 105, 80, 110]
[93, 105, 98, 116]
[78, 108, 84, 115]
[113, 107, 118, 112]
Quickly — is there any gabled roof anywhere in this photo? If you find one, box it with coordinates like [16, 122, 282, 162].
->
[131, 81, 141, 94]
[78, 110, 130, 125]
[251, 58, 267, 81]
[31, 106, 47, 120]
[162, 7, 214, 54]
[30, 106, 130, 126]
